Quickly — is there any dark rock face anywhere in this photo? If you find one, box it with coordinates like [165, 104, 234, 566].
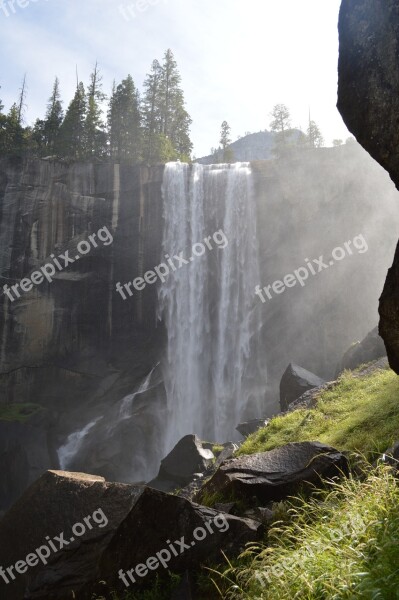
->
[199, 442, 348, 504]
[0, 410, 58, 513]
[338, 0, 399, 373]
[336, 326, 386, 376]
[280, 363, 325, 412]
[236, 419, 269, 438]
[148, 434, 215, 493]
[0, 470, 142, 600]
[22, 478, 261, 599]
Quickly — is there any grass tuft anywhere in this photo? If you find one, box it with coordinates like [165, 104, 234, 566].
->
[238, 366, 399, 460]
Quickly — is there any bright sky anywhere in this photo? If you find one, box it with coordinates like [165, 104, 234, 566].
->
[0, 0, 349, 156]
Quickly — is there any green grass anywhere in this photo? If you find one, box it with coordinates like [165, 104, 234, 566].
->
[212, 464, 399, 599]
[0, 402, 43, 422]
[238, 365, 399, 459]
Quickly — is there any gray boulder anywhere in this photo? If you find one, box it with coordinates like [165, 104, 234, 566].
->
[280, 364, 325, 411]
[336, 327, 386, 376]
[236, 419, 269, 438]
[26, 486, 262, 599]
[0, 470, 142, 600]
[148, 434, 214, 493]
[198, 442, 348, 504]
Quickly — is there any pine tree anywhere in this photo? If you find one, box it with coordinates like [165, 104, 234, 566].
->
[4, 103, 24, 155]
[307, 120, 324, 148]
[142, 59, 163, 162]
[42, 77, 63, 155]
[58, 82, 86, 158]
[270, 104, 293, 157]
[107, 75, 141, 162]
[0, 88, 6, 155]
[158, 49, 192, 160]
[220, 121, 234, 163]
[85, 62, 107, 158]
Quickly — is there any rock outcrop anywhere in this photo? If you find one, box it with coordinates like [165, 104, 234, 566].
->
[280, 364, 325, 412]
[148, 435, 215, 493]
[198, 442, 348, 504]
[0, 470, 142, 600]
[0, 469, 261, 599]
[336, 326, 386, 376]
[338, 0, 399, 374]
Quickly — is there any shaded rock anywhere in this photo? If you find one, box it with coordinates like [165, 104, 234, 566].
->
[148, 435, 214, 493]
[280, 364, 325, 411]
[337, 0, 399, 374]
[336, 327, 386, 376]
[27, 487, 262, 599]
[236, 419, 269, 438]
[214, 443, 238, 469]
[0, 470, 142, 600]
[0, 409, 59, 512]
[198, 442, 348, 504]
[244, 507, 274, 524]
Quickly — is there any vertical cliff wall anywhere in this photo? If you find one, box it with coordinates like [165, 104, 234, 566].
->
[1, 147, 399, 510]
[338, 0, 399, 373]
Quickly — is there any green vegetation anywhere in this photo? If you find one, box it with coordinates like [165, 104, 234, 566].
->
[0, 50, 192, 163]
[0, 403, 43, 422]
[212, 464, 399, 599]
[93, 573, 182, 600]
[238, 365, 399, 460]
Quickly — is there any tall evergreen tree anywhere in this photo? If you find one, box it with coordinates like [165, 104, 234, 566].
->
[4, 103, 24, 155]
[58, 82, 86, 158]
[38, 77, 64, 155]
[85, 62, 107, 158]
[158, 49, 192, 160]
[107, 75, 141, 162]
[142, 59, 162, 162]
[220, 121, 234, 163]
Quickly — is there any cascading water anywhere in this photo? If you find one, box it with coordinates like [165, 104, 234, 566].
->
[159, 162, 267, 452]
[118, 364, 159, 420]
[57, 416, 103, 471]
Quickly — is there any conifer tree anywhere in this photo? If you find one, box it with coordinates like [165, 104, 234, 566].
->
[43, 77, 63, 154]
[158, 49, 192, 160]
[107, 75, 141, 162]
[58, 82, 86, 158]
[85, 63, 107, 158]
[142, 59, 162, 162]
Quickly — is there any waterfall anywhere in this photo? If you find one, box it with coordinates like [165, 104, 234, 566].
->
[159, 162, 267, 451]
[57, 416, 103, 471]
[118, 364, 159, 420]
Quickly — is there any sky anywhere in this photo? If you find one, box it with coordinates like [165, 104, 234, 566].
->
[0, 0, 349, 157]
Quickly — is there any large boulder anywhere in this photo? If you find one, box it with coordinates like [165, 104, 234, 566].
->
[338, 0, 399, 374]
[148, 434, 215, 493]
[25, 487, 262, 599]
[336, 327, 386, 376]
[280, 364, 325, 412]
[236, 419, 269, 438]
[198, 442, 348, 504]
[0, 470, 142, 600]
